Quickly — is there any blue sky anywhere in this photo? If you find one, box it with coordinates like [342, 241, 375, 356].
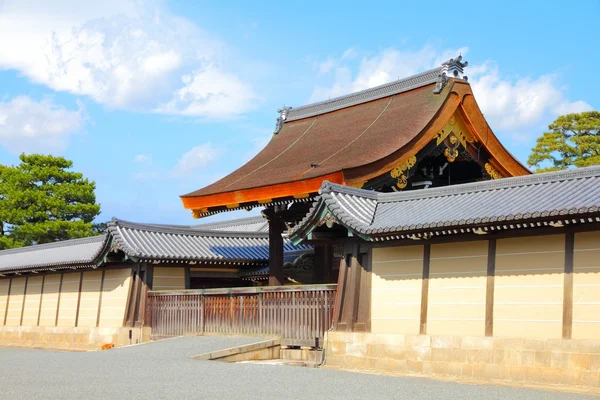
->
[0, 0, 598, 225]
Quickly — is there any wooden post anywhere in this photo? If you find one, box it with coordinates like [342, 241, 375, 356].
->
[485, 239, 496, 337]
[74, 272, 84, 327]
[419, 244, 430, 335]
[55, 273, 64, 327]
[3, 278, 12, 326]
[265, 207, 285, 286]
[184, 266, 191, 289]
[37, 275, 46, 327]
[20, 276, 28, 326]
[563, 232, 574, 339]
[125, 265, 141, 327]
[332, 254, 349, 330]
[354, 246, 372, 332]
[96, 270, 106, 328]
[313, 244, 333, 284]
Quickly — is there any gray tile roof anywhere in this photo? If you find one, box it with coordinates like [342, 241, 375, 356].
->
[285, 67, 441, 122]
[108, 218, 310, 263]
[192, 216, 269, 232]
[291, 166, 600, 241]
[0, 217, 311, 273]
[0, 235, 107, 274]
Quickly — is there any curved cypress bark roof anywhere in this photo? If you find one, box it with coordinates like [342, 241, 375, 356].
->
[181, 63, 529, 216]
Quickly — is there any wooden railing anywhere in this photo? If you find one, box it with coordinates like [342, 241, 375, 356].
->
[145, 284, 337, 346]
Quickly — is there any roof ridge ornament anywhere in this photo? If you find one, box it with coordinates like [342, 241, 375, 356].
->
[274, 106, 292, 134]
[433, 55, 469, 94]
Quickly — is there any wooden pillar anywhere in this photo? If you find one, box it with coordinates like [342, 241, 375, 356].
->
[37, 275, 46, 327]
[334, 242, 372, 332]
[563, 232, 574, 339]
[55, 273, 64, 327]
[19, 275, 28, 326]
[3, 278, 12, 326]
[419, 244, 430, 335]
[74, 272, 84, 327]
[354, 245, 372, 332]
[485, 239, 496, 337]
[125, 265, 141, 327]
[96, 270, 106, 328]
[265, 207, 285, 286]
[313, 243, 331, 284]
[138, 264, 154, 326]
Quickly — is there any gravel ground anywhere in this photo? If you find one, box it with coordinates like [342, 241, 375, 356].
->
[0, 337, 596, 400]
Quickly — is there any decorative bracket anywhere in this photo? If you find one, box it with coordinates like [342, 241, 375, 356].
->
[318, 211, 337, 229]
[485, 163, 503, 179]
[390, 156, 417, 189]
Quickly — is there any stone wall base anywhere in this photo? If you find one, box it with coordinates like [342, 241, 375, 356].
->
[0, 326, 152, 351]
[325, 332, 600, 388]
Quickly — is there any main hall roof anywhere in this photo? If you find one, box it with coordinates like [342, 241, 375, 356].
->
[181, 58, 529, 216]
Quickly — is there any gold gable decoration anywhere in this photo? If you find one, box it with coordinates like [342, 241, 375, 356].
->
[485, 163, 503, 179]
[390, 156, 417, 189]
[436, 114, 473, 163]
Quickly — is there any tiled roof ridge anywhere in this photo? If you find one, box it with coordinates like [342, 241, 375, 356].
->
[284, 67, 442, 122]
[291, 166, 600, 240]
[377, 166, 600, 203]
[0, 234, 107, 256]
[108, 218, 269, 239]
[319, 166, 600, 205]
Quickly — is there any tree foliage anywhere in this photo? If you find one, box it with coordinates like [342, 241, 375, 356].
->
[527, 111, 600, 172]
[0, 154, 101, 249]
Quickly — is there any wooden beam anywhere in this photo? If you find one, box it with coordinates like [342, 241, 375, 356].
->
[125, 265, 141, 327]
[485, 239, 496, 337]
[3, 278, 12, 326]
[313, 244, 329, 284]
[332, 255, 349, 330]
[354, 246, 372, 332]
[563, 232, 574, 339]
[96, 270, 106, 328]
[184, 266, 191, 289]
[37, 275, 46, 327]
[74, 271, 84, 327]
[55, 273, 64, 327]
[122, 267, 135, 328]
[20, 276, 29, 326]
[419, 244, 430, 335]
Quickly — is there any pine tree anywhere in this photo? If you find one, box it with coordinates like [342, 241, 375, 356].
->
[0, 154, 101, 249]
[528, 111, 600, 172]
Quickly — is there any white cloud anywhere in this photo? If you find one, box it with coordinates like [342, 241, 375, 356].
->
[134, 154, 152, 163]
[0, 0, 257, 118]
[309, 46, 591, 135]
[171, 143, 222, 177]
[469, 62, 593, 131]
[156, 65, 258, 119]
[0, 96, 85, 153]
[309, 46, 467, 103]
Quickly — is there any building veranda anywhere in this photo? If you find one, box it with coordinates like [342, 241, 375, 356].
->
[1, 56, 600, 388]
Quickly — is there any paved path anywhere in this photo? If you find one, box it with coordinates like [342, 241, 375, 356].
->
[0, 337, 596, 400]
